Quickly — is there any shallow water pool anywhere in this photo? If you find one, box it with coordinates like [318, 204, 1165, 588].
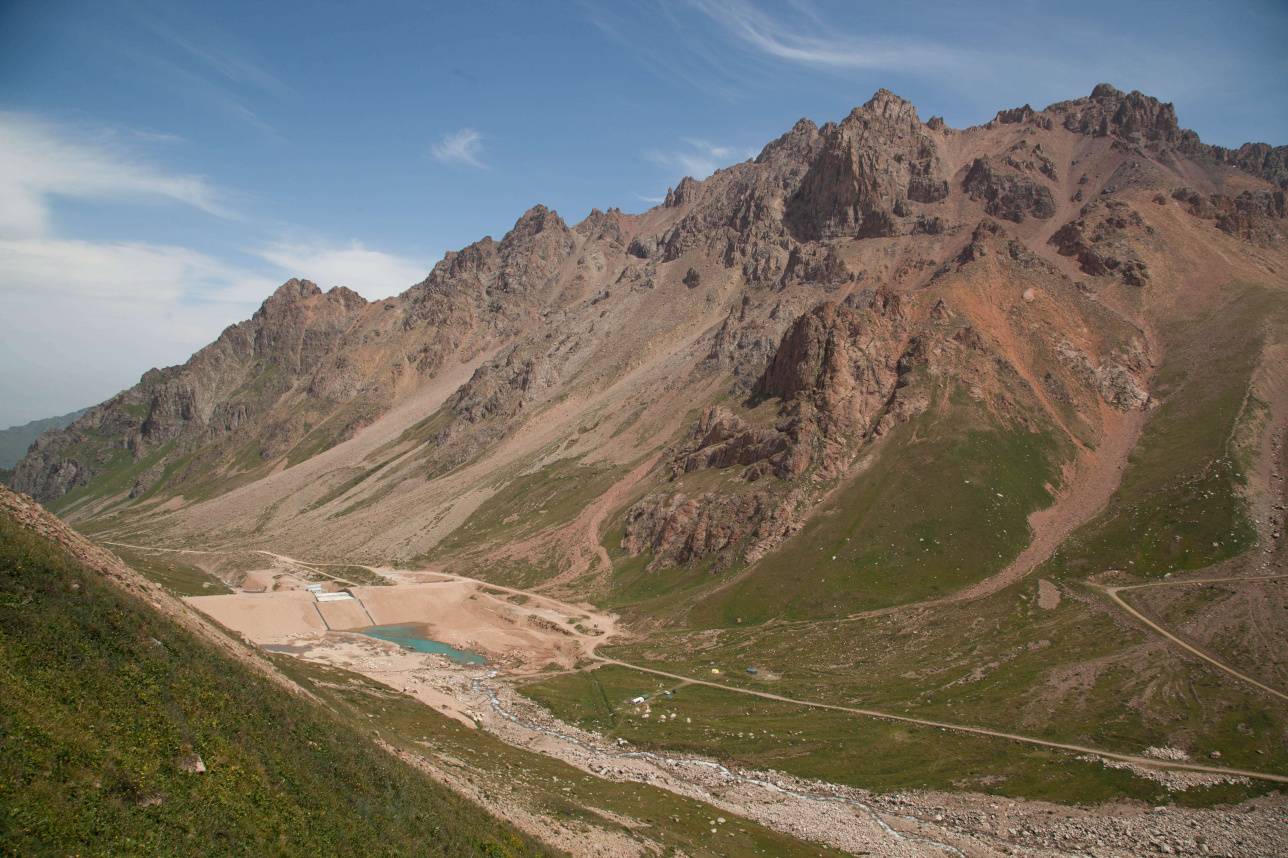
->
[360, 623, 487, 665]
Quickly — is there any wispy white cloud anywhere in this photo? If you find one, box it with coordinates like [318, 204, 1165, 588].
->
[0, 237, 272, 307]
[105, 4, 289, 142]
[0, 112, 229, 237]
[124, 47, 285, 142]
[256, 240, 430, 298]
[126, 128, 186, 145]
[139, 14, 291, 99]
[430, 128, 487, 168]
[0, 236, 275, 423]
[0, 231, 434, 423]
[645, 137, 755, 180]
[0, 112, 433, 424]
[681, 137, 747, 160]
[582, 1, 748, 100]
[687, 0, 964, 71]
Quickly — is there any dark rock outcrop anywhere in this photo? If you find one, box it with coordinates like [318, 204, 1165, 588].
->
[1173, 187, 1287, 244]
[1048, 84, 1185, 146]
[622, 294, 924, 570]
[673, 407, 789, 478]
[962, 157, 1056, 222]
[621, 489, 795, 570]
[1049, 201, 1151, 286]
[786, 90, 948, 240]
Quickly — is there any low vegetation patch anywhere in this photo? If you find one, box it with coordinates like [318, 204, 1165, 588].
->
[0, 509, 546, 856]
[1043, 288, 1283, 581]
[690, 410, 1063, 625]
[519, 665, 1159, 805]
[432, 457, 624, 558]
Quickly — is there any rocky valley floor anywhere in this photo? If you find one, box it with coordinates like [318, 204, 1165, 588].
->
[104, 540, 1288, 857]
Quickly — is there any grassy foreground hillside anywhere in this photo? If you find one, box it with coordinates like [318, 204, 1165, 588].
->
[0, 500, 549, 857]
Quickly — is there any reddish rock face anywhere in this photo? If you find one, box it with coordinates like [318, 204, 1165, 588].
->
[1050, 83, 1186, 145]
[962, 157, 1057, 223]
[622, 293, 925, 570]
[786, 90, 948, 240]
[10, 83, 1282, 572]
[1048, 200, 1152, 286]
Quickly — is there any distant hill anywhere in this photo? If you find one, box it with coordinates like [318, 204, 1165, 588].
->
[0, 408, 87, 468]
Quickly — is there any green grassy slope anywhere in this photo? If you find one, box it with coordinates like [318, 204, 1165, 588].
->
[0, 508, 549, 857]
[1043, 287, 1283, 580]
[684, 402, 1063, 626]
[281, 658, 853, 858]
[555, 571, 1287, 807]
[434, 458, 625, 557]
[518, 662, 1160, 806]
[523, 286, 1288, 808]
[107, 544, 233, 596]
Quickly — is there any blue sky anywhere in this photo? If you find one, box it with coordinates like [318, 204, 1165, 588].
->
[1, 0, 1286, 427]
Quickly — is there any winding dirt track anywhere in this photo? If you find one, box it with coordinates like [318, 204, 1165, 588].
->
[99, 539, 1288, 786]
[768, 408, 1149, 630]
[1092, 573, 1288, 704]
[593, 658, 1288, 785]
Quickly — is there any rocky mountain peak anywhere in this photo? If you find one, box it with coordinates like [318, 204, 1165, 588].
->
[786, 89, 947, 240]
[755, 118, 822, 167]
[505, 204, 568, 241]
[573, 207, 626, 243]
[992, 104, 1040, 125]
[1221, 142, 1288, 190]
[268, 277, 321, 302]
[13, 82, 1287, 546]
[252, 278, 321, 322]
[324, 285, 370, 310]
[252, 280, 369, 322]
[1049, 83, 1183, 145]
[664, 176, 702, 208]
[858, 88, 919, 121]
[252, 278, 368, 326]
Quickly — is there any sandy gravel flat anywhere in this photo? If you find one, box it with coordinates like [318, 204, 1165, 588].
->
[317, 598, 372, 630]
[186, 590, 325, 638]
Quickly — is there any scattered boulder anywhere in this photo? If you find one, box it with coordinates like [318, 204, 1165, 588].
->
[179, 752, 206, 774]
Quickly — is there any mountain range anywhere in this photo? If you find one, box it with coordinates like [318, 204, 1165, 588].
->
[7, 83, 1288, 854]
[0, 407, 86, 470]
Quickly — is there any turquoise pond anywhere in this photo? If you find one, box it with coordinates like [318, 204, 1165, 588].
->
[359, 624, 487, 665]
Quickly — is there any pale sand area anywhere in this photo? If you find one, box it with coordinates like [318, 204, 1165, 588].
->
[187, 589, 325, 638]
[317, 598, 372, 630]
[185, 561, 617, 731]
[186, 578, 612, 671]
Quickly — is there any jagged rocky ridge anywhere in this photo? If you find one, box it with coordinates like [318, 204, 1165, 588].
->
[10, 84, 1285, 580]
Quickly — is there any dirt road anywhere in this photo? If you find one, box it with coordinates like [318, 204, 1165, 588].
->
[1091, 573, 1288, 704]
[592, 657, 1288, 785]
[105, 538, 1288, 786]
